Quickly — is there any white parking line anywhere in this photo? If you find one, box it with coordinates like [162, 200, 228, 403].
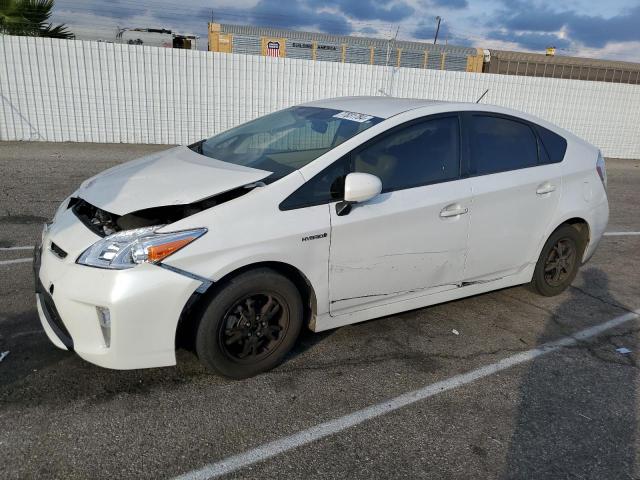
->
[173, 309, 640, 480]
[604, 232, 640, 236]
[0, 258, 32, 266]
[0, 245, 35, 250]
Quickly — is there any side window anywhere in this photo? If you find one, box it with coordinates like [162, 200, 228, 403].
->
[353, 116, 460, 192]
[535, 125, 568, 164]
[469, 115, 538, 175]
[279, 156, 350, 210]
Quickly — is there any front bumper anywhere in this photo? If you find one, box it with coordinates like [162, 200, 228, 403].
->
[34, 211, 203, 370]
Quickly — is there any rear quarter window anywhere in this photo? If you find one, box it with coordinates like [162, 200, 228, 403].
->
[535, 126, 568, 164]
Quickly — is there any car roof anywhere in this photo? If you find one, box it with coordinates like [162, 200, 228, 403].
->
[300, 96, 582, 146]
[301, 96, 459, 119]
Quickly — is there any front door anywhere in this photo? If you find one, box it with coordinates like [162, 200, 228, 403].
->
[329, 114, 472, 315]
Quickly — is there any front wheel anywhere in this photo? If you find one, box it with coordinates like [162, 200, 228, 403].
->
[530, 225, 584, 297]
[195, 268, 303, 379]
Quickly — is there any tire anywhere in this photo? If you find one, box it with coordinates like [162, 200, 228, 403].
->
[195, 268, 303, 379]
[530, 224, 585, 297]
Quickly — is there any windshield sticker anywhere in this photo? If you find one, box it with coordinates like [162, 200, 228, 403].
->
[333, 111, 374, 123]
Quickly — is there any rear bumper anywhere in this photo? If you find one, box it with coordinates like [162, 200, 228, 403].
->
[34, 218, 203, 370]
[583, 198, 609, 263]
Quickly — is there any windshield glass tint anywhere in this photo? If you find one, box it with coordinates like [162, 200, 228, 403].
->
[199, 107, 382, 181]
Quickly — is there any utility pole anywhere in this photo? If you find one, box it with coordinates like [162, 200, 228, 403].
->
[433, 16, 441, 44]
[384, 25, 400, 67]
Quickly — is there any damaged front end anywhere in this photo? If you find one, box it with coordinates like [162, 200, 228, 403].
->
[69, 185, 257, 237]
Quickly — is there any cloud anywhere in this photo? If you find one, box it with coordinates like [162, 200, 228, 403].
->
[60, 0, 148, 20]
[412, 21, 435, 40]
[568, 6, 640, 48]
[210, 0, 415, 29]
[500, 13, 561, 33]
[315, 14, 352, 35]
[318, 0, 415, 22]
[492, 2, 640, 49]
[199, 0, 353, 35]
[430, 0, 468, 9]
[488, 30, 570, 51]
[359, 26, 378, 35]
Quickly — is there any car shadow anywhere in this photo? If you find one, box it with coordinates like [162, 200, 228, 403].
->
[502, 268, 637, 478]
[0, 304, 335, 407]
[284, 326, 336, 362]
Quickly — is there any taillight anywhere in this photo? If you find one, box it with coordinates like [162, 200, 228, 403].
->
[596, 152, 607, 188]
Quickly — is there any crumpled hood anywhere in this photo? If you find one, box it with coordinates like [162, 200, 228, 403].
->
[75, 146, 272, 215]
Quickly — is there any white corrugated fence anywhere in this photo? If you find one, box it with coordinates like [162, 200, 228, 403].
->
[1, 35, 639, 158]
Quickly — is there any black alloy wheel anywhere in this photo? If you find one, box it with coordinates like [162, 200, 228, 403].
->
[220, 293, 289, 362]
[196, 268, 303, 378]
[543, 238, 577, 288]
[531, 224, 584, 297]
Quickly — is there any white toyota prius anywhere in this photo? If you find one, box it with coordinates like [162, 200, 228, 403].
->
[34, 96, 609, 378]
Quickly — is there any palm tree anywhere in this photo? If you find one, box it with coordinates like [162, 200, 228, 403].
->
[0, 0, 73, 38]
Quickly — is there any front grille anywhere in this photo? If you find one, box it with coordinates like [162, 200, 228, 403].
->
[37, 279, 74, 350]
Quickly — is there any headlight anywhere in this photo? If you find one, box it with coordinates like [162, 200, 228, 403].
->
[77, 226, 207, 269]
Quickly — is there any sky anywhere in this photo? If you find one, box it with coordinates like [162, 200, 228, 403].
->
[52, 0, 640, 62]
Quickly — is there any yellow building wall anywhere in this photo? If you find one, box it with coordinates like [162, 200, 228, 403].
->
[208, 23, 232, 53]
[466, 48, 484, 73]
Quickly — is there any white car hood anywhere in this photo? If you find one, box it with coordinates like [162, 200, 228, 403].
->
[75, 146, 272, 215]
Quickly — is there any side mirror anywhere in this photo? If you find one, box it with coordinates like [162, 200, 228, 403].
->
[336, 173, 382, 216]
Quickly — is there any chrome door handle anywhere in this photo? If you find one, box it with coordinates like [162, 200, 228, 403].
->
[536, 182, 556, 195]
[440, 204, 469, 218]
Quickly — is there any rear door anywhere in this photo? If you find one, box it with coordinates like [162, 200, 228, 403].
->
[462, 112, 562, 281]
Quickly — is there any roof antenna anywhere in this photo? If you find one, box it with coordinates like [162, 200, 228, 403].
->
[476, 89, 489, 103]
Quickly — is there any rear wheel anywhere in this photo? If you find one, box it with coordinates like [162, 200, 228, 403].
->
[195, 268, 303, 379]
[530, 225, 584, 296]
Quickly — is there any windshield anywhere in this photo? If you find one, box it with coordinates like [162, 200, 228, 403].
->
[195, 106, 383, 182]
